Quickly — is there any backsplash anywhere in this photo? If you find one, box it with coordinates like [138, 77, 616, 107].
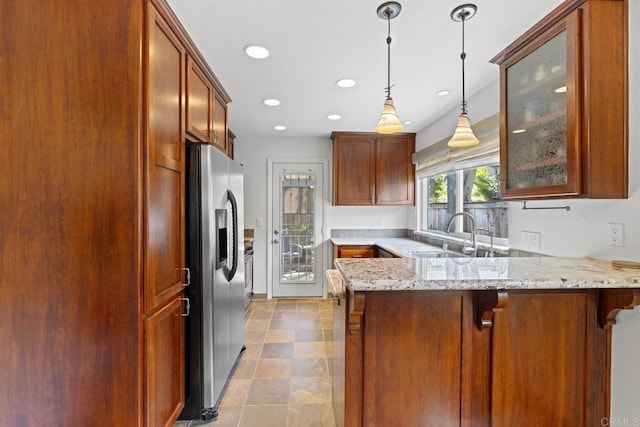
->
[330, 228, 411, 238]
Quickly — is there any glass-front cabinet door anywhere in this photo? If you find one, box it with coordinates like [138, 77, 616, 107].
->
[499, 17, 581, 199]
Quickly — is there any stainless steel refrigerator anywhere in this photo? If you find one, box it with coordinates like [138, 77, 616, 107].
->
[180, 143, 245, 421]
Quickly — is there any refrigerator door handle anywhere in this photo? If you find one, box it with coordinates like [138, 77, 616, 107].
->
[223, 189, 238, 282]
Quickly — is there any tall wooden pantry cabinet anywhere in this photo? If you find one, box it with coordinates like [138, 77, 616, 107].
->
[0, 0, 231, 425]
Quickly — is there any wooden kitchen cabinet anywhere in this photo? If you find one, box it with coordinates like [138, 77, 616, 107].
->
[336, 287, 620, 426]
[228, 129, 236, 160]
[145, 295, 186, 427]
[212, 91, 228, 154]
[146, 1, 187, 314]
[186, 55, 213, 143]
[491, 0, 627, 199]
[337, 245, 376, 259]
[332, 132, 415, 206]
[1, 0, 230, 425]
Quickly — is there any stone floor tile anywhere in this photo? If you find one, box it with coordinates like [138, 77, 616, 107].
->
[249, 309, 274, 319]
[241, 343, 263, 360]
[293, 342, 326, 358]
[272, 310, 299, 320]
[287, 403, 336, 427]
[295, 329, 324, 342]
[269, 319, 301, 330]
[254, 358, 291, 379]
[289, 378, 332, 404]
[319, 309, 333, 320]
[291, 358, 329, 378]
[238, 405, 289, 427]
[231, 359, 256, 379]
[295, 319, 322, 330]
[297, 302, 319, 312]
[264, 329, 295, 343]
[261, 342, 294, 358]
[246, 379, 290, 404]
[245, 319, 270, 331]
[218, 379, 251, 407]
[296, 311, 320, 320]
[244, 329, 267, 344]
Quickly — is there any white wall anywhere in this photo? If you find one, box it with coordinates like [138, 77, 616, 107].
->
[416, 2, 640, 417]
[235, 135, 411, 295]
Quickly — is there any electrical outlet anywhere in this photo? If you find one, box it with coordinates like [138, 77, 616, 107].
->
[521, 231, 541, 251]
[608, 223, 624, 247]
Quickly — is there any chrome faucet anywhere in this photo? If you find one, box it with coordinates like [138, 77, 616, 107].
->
[444, 212, 476, 256]
[474, 227, 495, 257]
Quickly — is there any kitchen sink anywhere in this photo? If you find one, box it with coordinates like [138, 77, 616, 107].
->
[406, 251, 462, 259]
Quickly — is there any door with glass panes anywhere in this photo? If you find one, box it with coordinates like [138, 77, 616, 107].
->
[271, 163, 324, 297]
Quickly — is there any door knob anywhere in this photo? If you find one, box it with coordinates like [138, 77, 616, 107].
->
[274, 230, 279, 235]
[272, 239, 279, 244]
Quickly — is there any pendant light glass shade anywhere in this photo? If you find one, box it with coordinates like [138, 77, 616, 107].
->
[447, 114, 480, 147]
[375, 98, 404, 134]
[448, 4, 479, 148]
[375, 2, 403, 134]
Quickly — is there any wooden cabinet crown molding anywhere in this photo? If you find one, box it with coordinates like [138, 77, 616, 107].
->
[149, 0, 231, 104]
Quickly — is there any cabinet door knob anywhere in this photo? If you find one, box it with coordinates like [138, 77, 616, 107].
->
[181, 297, 190, 317]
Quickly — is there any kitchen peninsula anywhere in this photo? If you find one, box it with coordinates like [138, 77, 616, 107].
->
[330, 256, 640, 426]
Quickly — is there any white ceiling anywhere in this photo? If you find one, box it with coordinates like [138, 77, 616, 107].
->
[167, 0, 564, 140]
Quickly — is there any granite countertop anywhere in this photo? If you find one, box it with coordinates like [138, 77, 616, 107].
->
[331, 237, 443, 257]
[334, 257, 640, 291]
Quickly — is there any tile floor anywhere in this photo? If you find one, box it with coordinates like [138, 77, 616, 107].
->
[174, 298, 336, 427]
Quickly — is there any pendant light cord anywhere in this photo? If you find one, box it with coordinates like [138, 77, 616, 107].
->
[460, 13, 468, 114]
[386, 13, 392, 100]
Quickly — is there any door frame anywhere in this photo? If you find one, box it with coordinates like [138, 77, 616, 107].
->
[266, 158, 329, 299]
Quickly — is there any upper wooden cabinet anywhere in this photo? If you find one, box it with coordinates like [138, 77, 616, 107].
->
[146, 1, 186, 314]
[332, 132, 416, 206]
[212, 92, 228, 154]
[228, 129, 236, 160]
[186, 55, 212, 143]
[491, 0, 627, 199]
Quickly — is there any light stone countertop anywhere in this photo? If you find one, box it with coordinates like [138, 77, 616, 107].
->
[331, 237, 444, 257]
[334, 257, 640, 291]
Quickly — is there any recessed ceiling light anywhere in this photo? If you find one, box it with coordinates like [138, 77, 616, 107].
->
[436, 90, 450, 97]
[327, 114, 341, 120]
[273, 125, 287, 131]
[263, 98, 280, 106]
[403, 120, 413, 125]
[554, 86, 567, 93]
[336, 79, 356, 88]
[244, 45, 269, 59]
[512, 129, 526, 134]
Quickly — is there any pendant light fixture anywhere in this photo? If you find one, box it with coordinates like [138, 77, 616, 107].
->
[448, 4, 479, 147]
[375, 2, 404, 134]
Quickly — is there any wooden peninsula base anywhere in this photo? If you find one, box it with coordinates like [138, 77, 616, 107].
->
[330, 261, 640, 426]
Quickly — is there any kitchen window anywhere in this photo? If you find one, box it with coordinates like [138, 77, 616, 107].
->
[413, 113, 508, 247]
[418, 165, 508, 245]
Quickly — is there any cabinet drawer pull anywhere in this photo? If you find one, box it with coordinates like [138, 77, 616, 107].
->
[181, 297, 190, 317]
[352, 254, 363, 258]
[181, 267, 191, 286]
